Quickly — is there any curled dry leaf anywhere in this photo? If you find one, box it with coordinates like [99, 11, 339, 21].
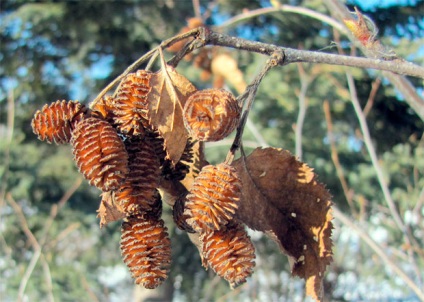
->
[71, 117, 129, 191]
[172, 193, 195, 233]
[31, 100, 87, 144]
[180, 140, 208, 191]
[97, 191, 126, 228]
[146, 65, 197, 164]
[90, 95, 115, 123]
[200, 221, 255, 288]
[232, 147, 333, 302]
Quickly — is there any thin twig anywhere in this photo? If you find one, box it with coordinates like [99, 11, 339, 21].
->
[192, 0, 201, 20]
[333, 206, 424, 301]
[205, 31, 424, 78]
[246, 118, 269, 147]
[7, 178, 82, 301]
[7, 194, 48, 302]
[206, 139, 261, 150]
[0, 90, 15, 205]
[225, 51, 284, 164]
[294, 63, 311, 160]
[91, 27, 204, 107]
[363, 78, 381, 117]
[346, 73, 423, 284]
[346, 74, 405, 232]
[323, 100, 358, 217]
[216, 5, 346, 34]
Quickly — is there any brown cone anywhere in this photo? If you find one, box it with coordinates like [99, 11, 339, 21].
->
[71, 117, 128, 191]
[183, 89, 240, 141]
[31, 100, 87, 144]
[121, 215, 171, 289]
[115, 137, 160, 216]
[113, 70, 153, 136]
[200, 222, 255, 288]
[184, 163, 241, 232]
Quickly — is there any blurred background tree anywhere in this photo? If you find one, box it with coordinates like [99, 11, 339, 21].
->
[1, 0, 423, 301]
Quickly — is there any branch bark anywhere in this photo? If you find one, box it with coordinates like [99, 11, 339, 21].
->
[204, 31, 424, 78]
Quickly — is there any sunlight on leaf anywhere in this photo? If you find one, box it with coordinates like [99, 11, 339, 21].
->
[147, 65, 197, 164]
[232, 147, 333, 301]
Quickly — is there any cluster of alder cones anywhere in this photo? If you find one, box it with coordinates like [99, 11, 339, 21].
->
[31, 67, 255, 289]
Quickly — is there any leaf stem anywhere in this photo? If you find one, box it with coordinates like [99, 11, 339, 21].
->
[225, 51, 283, 164]
[90, 27, 204, 108]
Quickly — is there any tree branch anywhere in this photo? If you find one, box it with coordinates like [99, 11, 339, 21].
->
[323, 0, 424, 121]
[346, 73, 423, 284]
[205, 31, 424, 78]
[323, 100, 358, 217]
[216, 5, 347, 34]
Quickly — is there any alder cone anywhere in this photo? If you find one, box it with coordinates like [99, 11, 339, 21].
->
[115, 137, 160, 216]
[31, 100, 87, 144]
[121, 215, 171, 289]
[183, 89, 240, 141]
[113, 70, 153, 136]
[71, 117, 128, 191]
[184, 163, 241, 232]
[200, 222, 255, 288]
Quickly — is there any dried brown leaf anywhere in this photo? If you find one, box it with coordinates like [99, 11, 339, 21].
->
[232, 147, 333, 301]
[97, 191, 126, 228]
[180, 140, 208, 191]
[147, 65, 197, 164]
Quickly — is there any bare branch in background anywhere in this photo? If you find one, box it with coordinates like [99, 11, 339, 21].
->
[294, 62, 311, 160]
[323, 0, 424, 121]
[346, 72, 423, 284]
[191, 0, 201, 21]
[323, 101, 358, 217]
[0, 90, 15, 205]
[363, 78, 381, 117]
[6, 178, 83, 302]
[216, 5, 347, 33]
[332, 206, 424, 300]
[7, 194, 53, 302]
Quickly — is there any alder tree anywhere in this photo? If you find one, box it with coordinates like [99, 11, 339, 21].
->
[30, 11, 424, 302]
